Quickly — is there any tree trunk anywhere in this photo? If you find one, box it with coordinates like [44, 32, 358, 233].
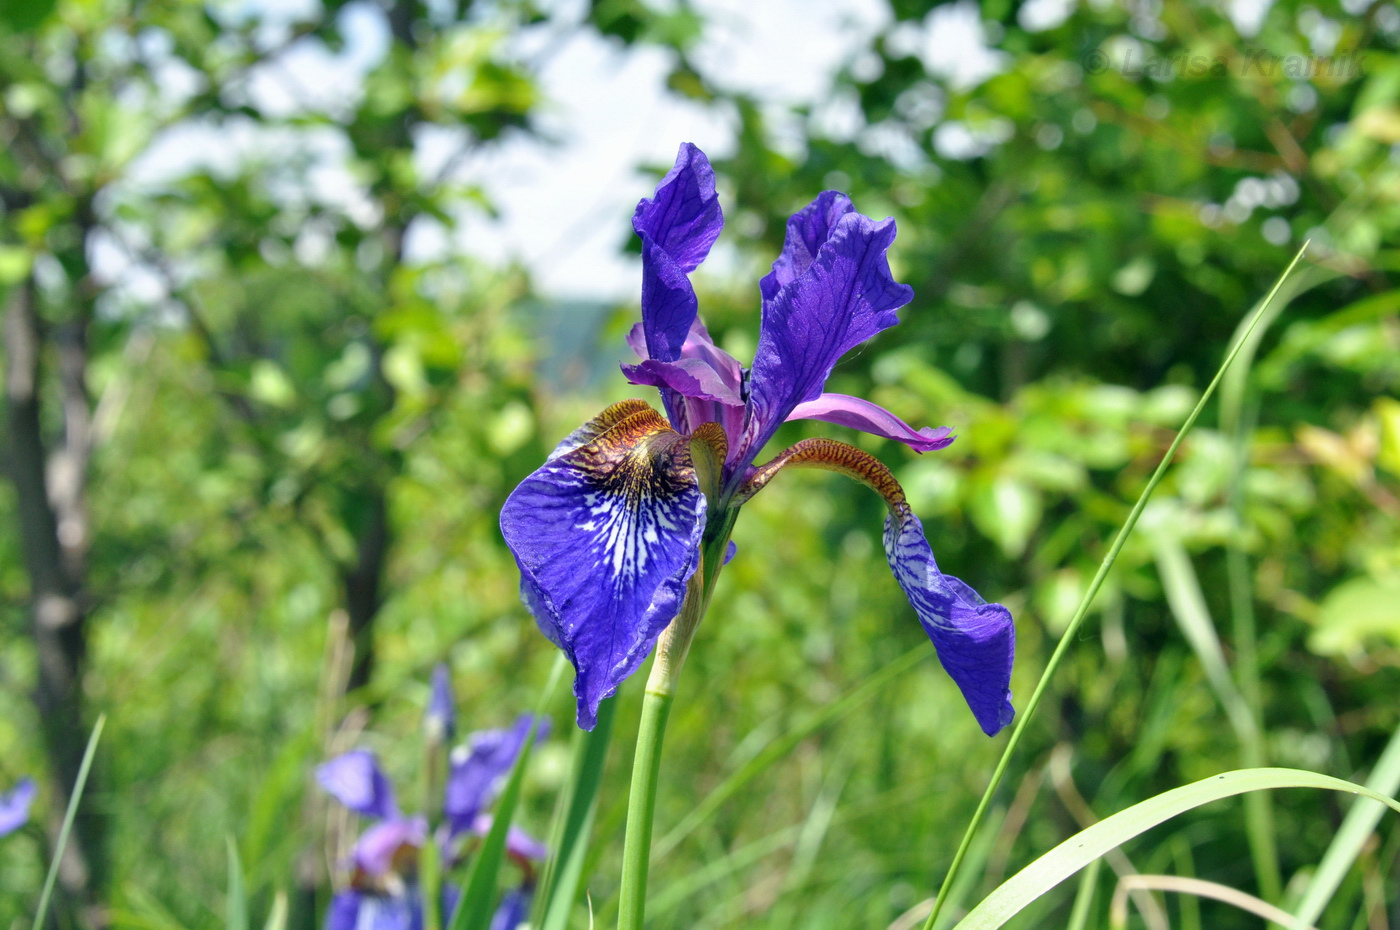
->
[3, 277, 105, 928]
[341, 487, 389, 693]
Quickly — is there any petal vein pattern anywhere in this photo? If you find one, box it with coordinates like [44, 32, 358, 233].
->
[501, 404, 706, 728]
[744, 212, 914, 463]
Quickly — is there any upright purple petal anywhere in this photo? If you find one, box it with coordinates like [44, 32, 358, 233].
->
[758, 191, 855, 301]
[741, 211, 914, 469]
[352, 816, 427, 878]
[426, 664, 456, 742]
[787, 393, 954, 453]
[633, 143, 724, 362]
[444, 715, 549, 831]
[318, 750, 398, 820]
[0, 778, 35, 837]
[737, 439, 1014, 735]
[633, 143, 723, 274]
[501, 404, 707, 729]
[490, 887, 533, 930]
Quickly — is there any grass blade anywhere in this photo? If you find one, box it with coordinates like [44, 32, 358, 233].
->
[919, 243, 1311, 930]
[538, 696, 617, 930]
[226, 835, 249, 930]
[1065, 858, 1101, 930]
[1290, 720, 1400, 928]
[33, 712, 105, 930]
[1153, 536, 1280, 901]
[449, 653, 566, 930]
[263, 891, 288, 930]
[954, 767, 1400, 930]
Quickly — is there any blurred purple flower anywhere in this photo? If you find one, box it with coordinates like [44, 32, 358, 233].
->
[443, 715, 549, 836]
[500, 142, 1016, 735]
[0, 778, 35, 837]
[318, 716, 548, 930]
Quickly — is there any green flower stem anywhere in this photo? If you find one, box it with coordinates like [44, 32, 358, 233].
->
[617, 684, 674, 930]
[919, 244, 1308, 930]
[617, 517, 732, 930]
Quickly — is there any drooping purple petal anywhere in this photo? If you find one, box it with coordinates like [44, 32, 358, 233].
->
[490, 887, 533, 930]
[326, 891, 364, 930]
[426, 664, 456, 742]
[444, 715, 549, 831]
[758, 191, 855, 301]
[787, 393, 954, 453]
[501, 404, 706, 729]
[633, 143, 724, 362]
[0, 778, 35, 837]
[352, 816, 428, 878]
[742, 211, 914, 470]
[885, 509, 1016, 736]
[737, 438, 1014, 736]
[318, 750, 399, 821]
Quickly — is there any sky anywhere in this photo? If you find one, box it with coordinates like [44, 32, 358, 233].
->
[439, 0, 891, 299]
[117, 0, 956, 302]
[107, 0, 1293, 305]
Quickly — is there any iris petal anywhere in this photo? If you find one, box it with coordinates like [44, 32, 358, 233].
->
[445, 715, 548, 833]
[625, 320, 746, 438]
[325, 892, 364, 930]
[467, 813, 549, 862]
[739, 439, 1015, 735]
[317, 750, 398, 820]
[634, 143, 724, 362]
[787, 393, 954, 453]
[0, 777, 35, 837]
[352, 816, 428, 878]
[346, 892, 420, 930]
[743, 212, 914, 467]
[758, 190, 855, 301]
[490, 887, 533, 930]
[500, 404, 707, 728]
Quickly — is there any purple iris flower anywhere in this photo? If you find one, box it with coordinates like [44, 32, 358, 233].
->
[0, 777, 35, 837]
[317, 714, 548, 930]
[501, 143, 1016, 735]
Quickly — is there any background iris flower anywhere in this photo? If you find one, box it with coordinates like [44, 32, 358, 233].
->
[0, 777, 35, 837]
[500, 143, 1016, 736]
[316, 694, 548, 930]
